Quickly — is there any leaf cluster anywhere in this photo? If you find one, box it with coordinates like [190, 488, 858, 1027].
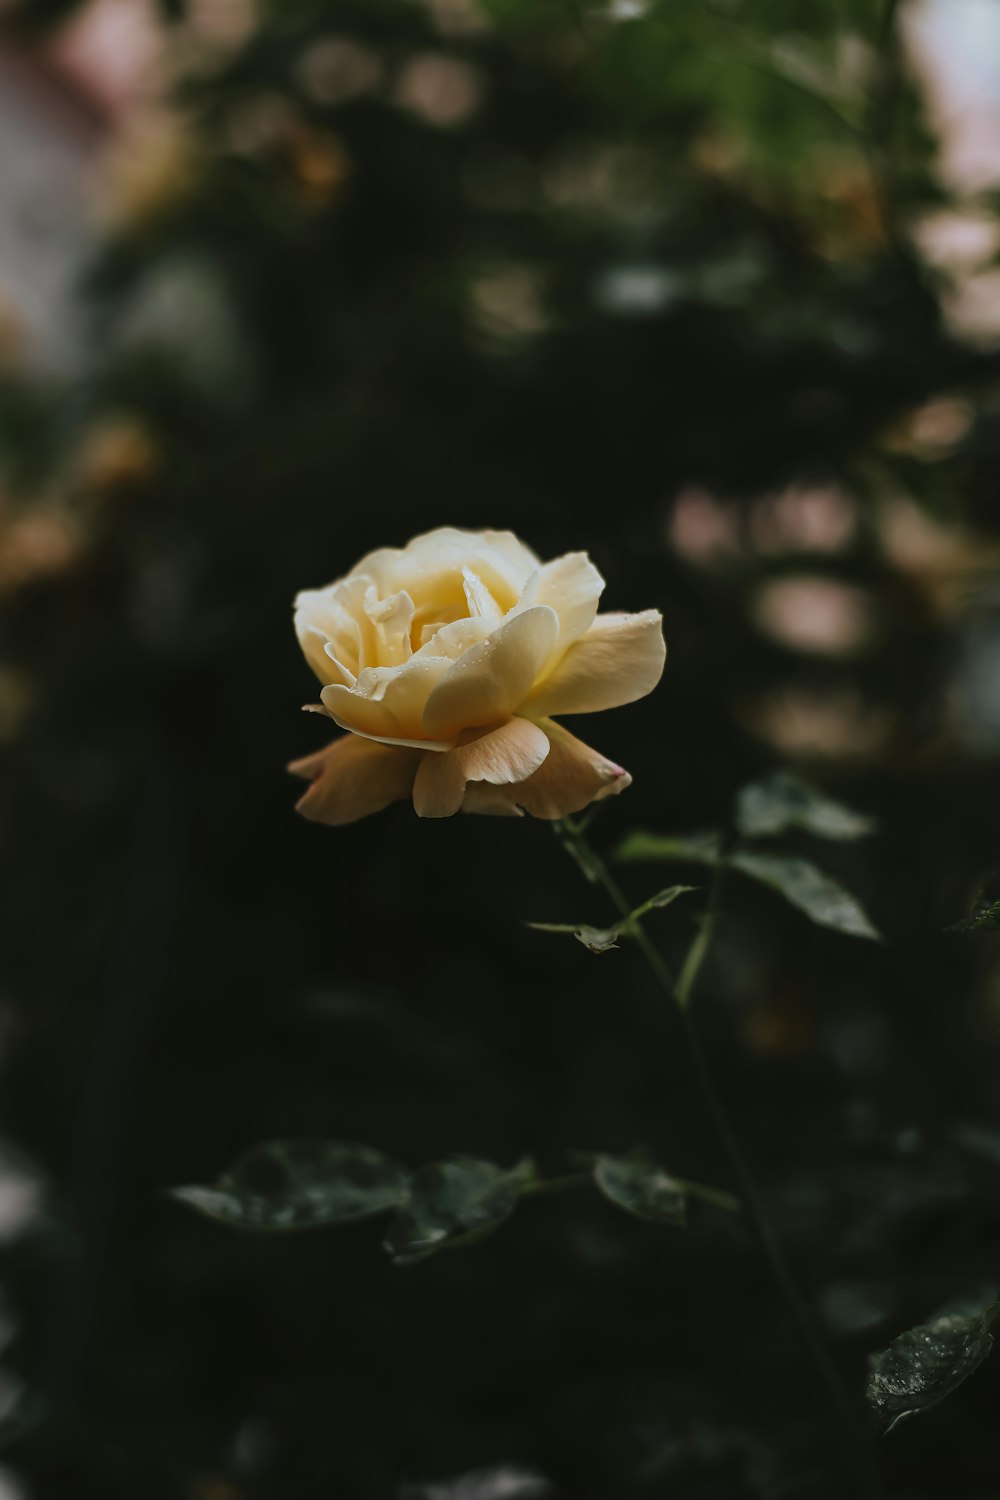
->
[535, 772, 880, 960]
[172, 1140, 736, 1257]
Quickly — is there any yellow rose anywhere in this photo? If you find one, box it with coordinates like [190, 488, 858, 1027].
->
[289, 526, 665, 823]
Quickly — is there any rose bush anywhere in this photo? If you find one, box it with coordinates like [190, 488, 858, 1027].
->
[289, 527, 665, 823]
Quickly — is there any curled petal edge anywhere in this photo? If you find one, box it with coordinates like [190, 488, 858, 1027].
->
[524, 609, 666, 718]
[413, 717, 550, 819]
[462, 719, 631, 820]
[289, 735, 422, 826]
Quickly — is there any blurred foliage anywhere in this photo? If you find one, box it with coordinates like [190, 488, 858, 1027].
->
[949, 868, 1000, 934]
[170, 1138, 412, 1231]
[3, 0, 1000, 1496]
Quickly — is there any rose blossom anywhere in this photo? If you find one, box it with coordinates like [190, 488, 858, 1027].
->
[289, 526, 665, 823]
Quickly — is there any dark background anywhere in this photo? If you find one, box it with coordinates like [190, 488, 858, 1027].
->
[2, 0, 1000, 1495]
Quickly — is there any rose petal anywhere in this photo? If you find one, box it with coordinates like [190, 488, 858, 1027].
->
[421, 605, 559, 740]
[295, 576, 378, 680]
[321, 642, 357, 687]
[342, 545, 399, 593]
[477, 528, 542, 578]
[360, 528, 536, 615]
[364, 589, 415, 667]
[524, 609, 666, 717]
[461, 784, 526, 817]
[512, 569, 540, 612]
[295, 596, 351, 685]
[473, 719, 631, 819]
[322, 655, 456, 748]
[535, 551, 605, 652]
[462, 566, 503, 626]
[294, 623, 357, 688]
[415, 614, 493, 662]
[412, 716, 550, 819]
[289, 735, 421, 826]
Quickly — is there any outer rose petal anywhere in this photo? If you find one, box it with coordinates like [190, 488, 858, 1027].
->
[460, 784, 525, 817]
[422, 605, 559, 740]
[294, 588, 359, 685]
[296, 575, 384, 680]
[535, 551, 604, 653]
[289, 735, 421, 826]
[321, 656, 455, 749]
[523, 609, 666, 717]
[463, 719, 631, 819]
[412, 717, 550, 819]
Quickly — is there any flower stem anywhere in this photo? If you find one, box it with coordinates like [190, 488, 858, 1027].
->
[553, 817, 879, 1495]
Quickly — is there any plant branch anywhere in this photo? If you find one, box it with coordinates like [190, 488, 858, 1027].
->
[553, 816, 880, 1497]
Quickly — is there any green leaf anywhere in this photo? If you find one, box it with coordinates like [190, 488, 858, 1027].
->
[383, 1156, 535, 1265]
[640, 885, 700, 914]
[868, 1298, 1000, 1432]
[593, 1152, 687, 1224]
[736, 771, 874, 842]
[616, 831, 878, 940]
[528, 921, 622, 953]
[593, 1151, 740, 1223]
[170, 1139, 408, 1231]
[731, 850, 880, 941]
[528, 885, 697, 953]
[615, 831, 722, 865]
[948, 868, 1000, 933]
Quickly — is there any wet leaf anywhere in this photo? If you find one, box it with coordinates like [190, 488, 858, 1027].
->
[731, 851, 881, 941]
[868, 1298, 1000, 1431]
[736, 771, 874, 841]
[383, 1156, 535, 1264]
[528, 886, 697, 953]
[171, 1139, 408, 1231]
[948, 868, 1000, 933]
[593, 1152, 688, 1224]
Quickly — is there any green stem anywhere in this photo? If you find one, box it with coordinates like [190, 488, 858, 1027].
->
[553, 817, 879, 1495]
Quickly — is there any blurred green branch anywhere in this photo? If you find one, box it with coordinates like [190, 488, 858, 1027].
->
[554, 814, 881, 1497]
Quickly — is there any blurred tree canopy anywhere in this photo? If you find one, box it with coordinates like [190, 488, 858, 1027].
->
[3, 0, 1000, 1496]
